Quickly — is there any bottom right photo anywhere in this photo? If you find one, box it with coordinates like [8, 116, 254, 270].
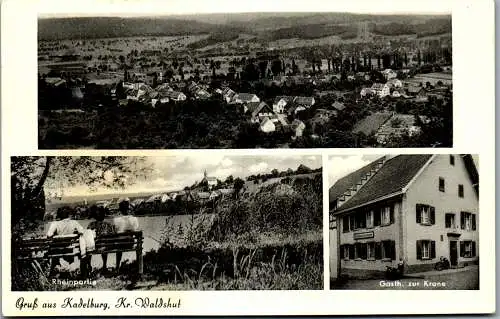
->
[329, 154, 479, 290]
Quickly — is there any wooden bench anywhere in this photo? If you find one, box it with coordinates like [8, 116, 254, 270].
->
[15, 231, 144, 275]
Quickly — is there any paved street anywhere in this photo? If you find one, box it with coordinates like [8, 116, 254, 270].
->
[332, 265, 479, 290]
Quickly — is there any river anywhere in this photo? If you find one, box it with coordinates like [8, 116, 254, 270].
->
[36, 214, 215, 270]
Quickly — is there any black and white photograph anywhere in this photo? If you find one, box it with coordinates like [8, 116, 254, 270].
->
[37, 11, 452, 149]
[11, 155, 323, 291]
[328, 154, 479, 290]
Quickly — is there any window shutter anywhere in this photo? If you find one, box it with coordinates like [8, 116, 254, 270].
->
[390, 204, 395, 224]
[460, 241, 465, 257]
[375, 242, 382, 260]
[460, 212, 465, 229]
[445, 214, 450, 228]
[391, 240, 396, 260]
[416, 204, 421, 223]
[472, 241, 476, 257]
[430, 241, 436, 259]
[416, 240, 422, 260]
[374, 208, 381, 226]
[430, 206, 435, 225]
[472, 214, 476, 231]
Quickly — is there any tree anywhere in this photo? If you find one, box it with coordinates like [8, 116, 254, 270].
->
[271, 169, 279, 177]
[225, 175, 234, 185]
[271, 59, 282, 77]
[11, 156, 152, 228]
[233, 177, 245, 199]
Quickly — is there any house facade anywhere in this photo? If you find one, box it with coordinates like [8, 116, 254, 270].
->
[259, 118, 276, 133]
[272, 96, 294, 113]
[330, 154, 479, 276]
[371, 83, 391, 98]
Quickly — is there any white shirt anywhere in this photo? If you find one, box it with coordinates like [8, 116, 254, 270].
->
[113, 215, 139, 233]
[47, 218, 84, 237]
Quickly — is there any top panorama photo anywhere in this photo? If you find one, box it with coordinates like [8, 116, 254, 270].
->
[38, 12, 452, 149]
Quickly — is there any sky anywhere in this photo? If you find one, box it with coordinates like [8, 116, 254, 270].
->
[328, 155, 381, 187]
[37, 0, 452, 18]
[328, 154, 480, 187]
[46, 154, 321, 197]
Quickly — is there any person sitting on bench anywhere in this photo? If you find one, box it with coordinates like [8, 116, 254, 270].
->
[87, 205, 117, 272]
[113, 198, 139, 272]
[46, 207, 85, 275]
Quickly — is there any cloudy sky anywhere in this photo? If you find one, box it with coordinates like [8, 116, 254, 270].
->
[328, 154, 480, 187]
[328, 155, 381, 187]
[48, 154, 321, 197]
[38, 0, 452, 17]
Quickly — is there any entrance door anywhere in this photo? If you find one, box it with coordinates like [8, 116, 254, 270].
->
[449, 241, 458, 267]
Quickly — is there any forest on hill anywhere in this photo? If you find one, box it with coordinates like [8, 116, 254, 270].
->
[38, 13, 451, 41]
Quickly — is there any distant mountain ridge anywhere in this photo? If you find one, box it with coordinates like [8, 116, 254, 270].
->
[38, 13, 451, 41]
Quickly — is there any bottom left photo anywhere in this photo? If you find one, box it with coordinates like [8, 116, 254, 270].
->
[9, 154, 323, 291]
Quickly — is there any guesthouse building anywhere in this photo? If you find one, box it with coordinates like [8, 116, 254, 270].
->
[329, 154, 479, 276]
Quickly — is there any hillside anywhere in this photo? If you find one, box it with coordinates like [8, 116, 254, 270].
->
[38, 13, 451, 41]
[372, 17, 452, 37]
[38, 17, 220, 40]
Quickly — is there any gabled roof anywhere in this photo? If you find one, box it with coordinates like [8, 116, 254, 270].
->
[260, 117, 274, 127]
[407, 86, 424, 94]
[247, 102, 272, 117]
[352, 112, 392, 135]
[294, 96, 314, 106]
[164, 91, 184, 99]
[329, 156, 385, 204]
[333, 155, 433, 213]
[236, 93, 258, 101]
[273, 96, 294, 104]
[371, 83, 385, 90]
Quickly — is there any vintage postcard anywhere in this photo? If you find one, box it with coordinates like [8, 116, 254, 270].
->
[1, 0, 496, 316]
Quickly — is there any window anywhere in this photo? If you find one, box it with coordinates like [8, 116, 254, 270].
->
[416, 240, 436, 260]
[348, 245, 355, 260]
[461, 212, 477, 231]
[381, 240, 396, 260]
[439, 177, 445, 192]
[458, 184, 464, 198]
[349, 215, 356, 231]
[342, 245, 350, 260]
[445, 213, 456, 228]
[367, 242, 376, 260]
[342, 216, 350, 233]
[355, 211, 366, 229]
[355, 243, 367, 260]
[460, 241, 476, 258]
[380, 205, 394, 226]
[416, 204, 435, 225]
[366, 210, 374, 228]
[450, 155, 455, 166]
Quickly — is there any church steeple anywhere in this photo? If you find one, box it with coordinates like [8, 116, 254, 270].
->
[204, 170, 208, 178]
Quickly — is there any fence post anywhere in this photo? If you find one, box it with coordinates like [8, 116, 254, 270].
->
[137, 232, 144, 275]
